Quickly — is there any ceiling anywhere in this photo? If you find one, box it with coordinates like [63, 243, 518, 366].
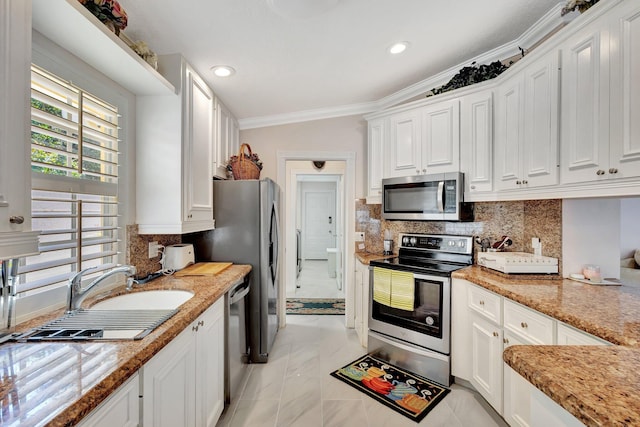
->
[118, 0, 563, 127]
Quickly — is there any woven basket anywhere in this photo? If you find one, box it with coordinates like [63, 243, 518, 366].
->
[230, 143, 261, 180]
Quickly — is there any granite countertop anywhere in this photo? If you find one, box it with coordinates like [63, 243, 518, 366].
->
[454, 266, 640, 426]
[355, 252, 396, 265]
[0, 264, 251, 427]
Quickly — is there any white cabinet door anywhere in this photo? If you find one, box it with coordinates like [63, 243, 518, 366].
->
[609, 1, 640, 179]
[470, 313, 503, 414]
[195, 299, 225, 427]
[522, 50, 559, 188]
[143, 327, 197, 427]
[388, 110, 421, 177]
[503, 332, 532, 427]
[560, 24, 610, 184]
[0, 0, 39, 258]
[216, 101, 232, 172]
[451, 278, 472, 380]
[421, 99, 460, 174]
[183, 65, 214, 225]
[495, 73, 524, 190]
[460, 90, 493, 194]
[137, 55, 215, 234]
[354, 259, 370, 347]
[78, 373, 139, 427]
[557, 323, 609, 345]
[367, 118, 386, 203]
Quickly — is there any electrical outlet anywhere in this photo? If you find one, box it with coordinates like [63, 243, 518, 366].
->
[148, 241, 160, 259]
[355, 232, 365, 242]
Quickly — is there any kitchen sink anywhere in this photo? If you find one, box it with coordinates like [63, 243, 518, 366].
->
[89, 289, 194, 310]
[15, 290, 194, 341]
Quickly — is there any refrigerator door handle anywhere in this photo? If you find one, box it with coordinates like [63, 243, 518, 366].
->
[271, 201, 280, 284]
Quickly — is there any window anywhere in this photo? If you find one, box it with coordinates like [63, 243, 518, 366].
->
[17, 65, 121, 294]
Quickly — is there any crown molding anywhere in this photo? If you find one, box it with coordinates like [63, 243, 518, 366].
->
[238, 2, 567, 130]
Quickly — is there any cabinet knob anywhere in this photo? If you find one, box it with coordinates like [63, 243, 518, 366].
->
[192, 325, 199, 332]
[596, 170, 606, 175]
[516, 180, 522, 185]
[493, 331, 499, 337]
[470, 185, 476, 190]
[520, 322, 528, 329]
[503, 338, 509, 344]
[479, 300, 484, 306]
[422, 169, 426, 173]
[416, 170, 420, 174]
[198, 320, 204, 327]
[609, 168, 618, 174]
[9, 216, 24, 224]
[522, 180, 528, 185]
[378, 190, 382, 194]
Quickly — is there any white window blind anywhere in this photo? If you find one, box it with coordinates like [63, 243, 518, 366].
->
[17, 65, 121, 294]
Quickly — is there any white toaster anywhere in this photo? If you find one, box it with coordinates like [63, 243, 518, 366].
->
[164, 244, 195, 271]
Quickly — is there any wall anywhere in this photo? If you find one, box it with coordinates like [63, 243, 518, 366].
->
[239, 115, 367, 197]
[620, 198, 640, 258]
[562, 198, 620, 279]
[356, 199, 563, 273]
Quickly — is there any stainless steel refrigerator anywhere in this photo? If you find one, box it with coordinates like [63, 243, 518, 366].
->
[188, 178, 280, 363]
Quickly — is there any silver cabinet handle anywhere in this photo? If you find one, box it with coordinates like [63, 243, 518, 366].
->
[520, 322, 528, 329]
[596, 170, 606, 175]
[516, 180, 522, 185]
[503, 338, 509, 344]
[493, 331, 499, 337]
[522, 180, 528, 184]
[609, 168, 618, 174]
[192, 325, 199, 332]
[9, 216, 24, 224]
[479, 300, 485, 306]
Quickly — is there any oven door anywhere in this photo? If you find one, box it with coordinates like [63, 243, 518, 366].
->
[368, 269, 451, 355]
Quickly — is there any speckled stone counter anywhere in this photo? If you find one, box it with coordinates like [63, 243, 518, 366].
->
[354, 252, 396, 265]
[454, 266, 640, 426]
[0, 265, 251, 427]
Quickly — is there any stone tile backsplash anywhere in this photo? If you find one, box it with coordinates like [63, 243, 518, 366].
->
[126, 224, 181, 278]
[355, 199, 562, 273]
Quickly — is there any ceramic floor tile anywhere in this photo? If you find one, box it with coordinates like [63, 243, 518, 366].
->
[291, 260, 344, 299]
[223, 305, 507, 427]
[322, 400, 368, 427]
[228, 399, 280, 427]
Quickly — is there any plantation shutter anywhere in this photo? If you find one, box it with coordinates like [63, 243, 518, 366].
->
[18, 65, 121, 294]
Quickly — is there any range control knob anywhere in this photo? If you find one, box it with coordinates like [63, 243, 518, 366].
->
[402, 236, 410, 245]
[448, 240, 455, 246]
[409, 237, 417, 246]
[457, 240, 465, 247]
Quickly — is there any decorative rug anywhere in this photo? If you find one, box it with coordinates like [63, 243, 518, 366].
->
[330, 354, 450, 423]
[286, 298, 345, 315]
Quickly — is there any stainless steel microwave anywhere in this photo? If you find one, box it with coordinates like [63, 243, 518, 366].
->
[382, 172, 473, 221]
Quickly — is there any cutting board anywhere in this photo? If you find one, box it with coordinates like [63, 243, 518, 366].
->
[175, 262, 233, 277]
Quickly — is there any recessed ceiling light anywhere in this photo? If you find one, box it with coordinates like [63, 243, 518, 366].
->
[389, 42, 409, 55]
[211, 65, 235, 77]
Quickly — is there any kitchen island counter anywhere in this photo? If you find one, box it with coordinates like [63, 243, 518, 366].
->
[0, 264, 251, 427]
[455, 266, 640, 426]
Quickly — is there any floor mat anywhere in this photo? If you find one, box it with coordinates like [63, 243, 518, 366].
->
[286, 298, 345, 315]
[330, 354, 450, 423]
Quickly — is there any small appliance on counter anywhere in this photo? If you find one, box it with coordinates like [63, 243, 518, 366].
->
[477, 251, 558, 274]
[163, 244, 195, 271]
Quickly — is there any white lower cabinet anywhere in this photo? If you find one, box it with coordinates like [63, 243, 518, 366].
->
[77, 373, 139, 427]
[557, 322, 610, 346]
[142, 299, 225, 427]
[470, 313, 503, 414]
[354, 258, 370, 347]
[503, 332, 532, 427]
[529, 383, 585, 427]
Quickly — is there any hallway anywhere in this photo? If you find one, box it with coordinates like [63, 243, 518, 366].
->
[289, 260, 344, 299]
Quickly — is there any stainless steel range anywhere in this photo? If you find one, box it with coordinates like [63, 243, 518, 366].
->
[368, 233, 473, 386]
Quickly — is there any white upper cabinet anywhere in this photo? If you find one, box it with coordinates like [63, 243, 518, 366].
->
[0, 0, 39, 259]
[366, 118, 386, 203]
[214, 100, 233, 179]
[560, 17, 611, 184]
[495, 50, 559, 191]
[460, 90, 493, 194]
[137, 55, 215, 234]
[387, 100, 460, 178]
[609, 1, 640, 178]
[388, 109, 422, 177]
[561, 0, 640, 185]
[421, 99, 460, 174]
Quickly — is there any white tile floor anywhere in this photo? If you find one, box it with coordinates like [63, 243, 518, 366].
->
[289, 260, 345, 299]
[217, 315, 508, 427]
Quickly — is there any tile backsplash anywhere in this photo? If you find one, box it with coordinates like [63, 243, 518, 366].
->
[355, 199, 562, 273]
[126, 224, 181, 278]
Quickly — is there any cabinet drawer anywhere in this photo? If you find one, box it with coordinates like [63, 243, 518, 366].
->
[557, 323, 609, 346]
[503, 300, 554, 345]
[468, 285, 502, 324]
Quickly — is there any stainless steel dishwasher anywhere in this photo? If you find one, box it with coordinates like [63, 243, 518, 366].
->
[225, 276, 251, 407]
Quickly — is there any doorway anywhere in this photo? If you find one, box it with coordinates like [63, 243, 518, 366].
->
[276, 151, 356, 327]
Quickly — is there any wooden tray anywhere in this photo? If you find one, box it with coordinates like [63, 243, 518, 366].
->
[174, 262, 233, 277]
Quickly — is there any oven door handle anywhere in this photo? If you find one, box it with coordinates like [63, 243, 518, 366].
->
[437, 181, 445, 213]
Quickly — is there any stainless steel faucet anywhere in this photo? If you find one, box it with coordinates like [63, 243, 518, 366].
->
[67, 265, 136, 312]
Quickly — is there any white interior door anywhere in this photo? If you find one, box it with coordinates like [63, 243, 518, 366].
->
[302, 190, 336, 259]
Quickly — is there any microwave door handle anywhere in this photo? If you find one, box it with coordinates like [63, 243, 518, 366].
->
[437, 181, 445, 213]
